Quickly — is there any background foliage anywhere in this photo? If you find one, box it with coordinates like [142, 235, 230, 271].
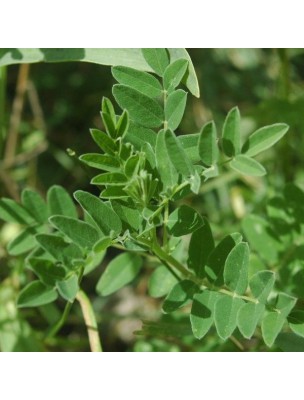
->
[1, 48, 304, 352]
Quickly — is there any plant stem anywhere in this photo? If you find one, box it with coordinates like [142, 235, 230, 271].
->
[76, 290, 102, 352]
[45, 301, 73, 340]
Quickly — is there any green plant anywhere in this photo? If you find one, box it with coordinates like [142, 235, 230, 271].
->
[0, 48, 301, 352]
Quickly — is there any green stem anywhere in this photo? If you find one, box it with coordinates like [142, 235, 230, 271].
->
[76, 290, 102, 352]
[0, 66, 6, 157]
[45, 301, 73, 340]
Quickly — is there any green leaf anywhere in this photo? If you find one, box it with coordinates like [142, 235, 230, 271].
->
[141, 48, 169, 76]
[205, 233, 241, 284]
[188, 219, 215, 278]
[177, 133, 200, 163]
[102, 97, 116, 121]
[56, 274, 79, 302]
[7, 226, 44, 256]
[79, 153, 120, 172]
[112, 66, 162, 98]
[90, 129, 117, 155]
[47, 185, 77, 219]
[111, 200, 142, 231]
[164, 59, 189, 92]
[148, 265, 179, 298]
[113, 84, 163, 128]
[242, 123, 289, 157]
[163, 129, 195, 178]
[165, 89, 187, 131]
[288, 311, 304, 338]
[92, 237, 112, 253]
[27, 258, 66, 286]
[229, 155, 266, 176]
[116, 110, 130, 138]
[74, 190, 122, 236]
[17, 281, 58, 308]
[249, 270, 275, 303]
[190, 290, 221, 339]
[242, 215, 283, 264]
[262, 293, 297, 347]
[124, 122, 156, 150]
[222, 106, 241, 157]
[22, 189, 48, 223]
[276, 333, 304, 352]
[91, 172, 127, 186]
[155, 130, 179, 190]
[224, 242, 249, 295]
[0, 198, 34, 224]
[214, 296, 244, 340]
[96, 252, 142, 296]
[237, 302, 265, 339]
[101, 187, 128, 200]
[162, 280, 199, 314]
[0, 48, 199, 97]
[167, 205, 203, 237]
[35, 234, 83, 266]
[101, 111, 116, 137]
[198, 121, 219, 167]
[49, 216, 100, 249]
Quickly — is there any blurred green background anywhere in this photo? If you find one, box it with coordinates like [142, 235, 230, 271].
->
[1, 48, 304, 351]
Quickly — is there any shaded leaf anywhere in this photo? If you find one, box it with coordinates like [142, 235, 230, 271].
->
[162, 280, 199, 314]
[7, 226, 44, 256]
[190, 290, 221, 339]
[27, 257, 66, 286]
[288, 310, 304, 338]
[187, 218, 215, 278]
[167, 205, 203, 237]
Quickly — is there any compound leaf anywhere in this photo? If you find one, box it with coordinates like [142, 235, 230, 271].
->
[249, 270, 275, 303]
[22, 189, 48, 223]
[214, 295, 244, 340]
[167, 205, 203, 237]
[237, 302, 265, 339]
[198, 121, 219, 167]
[141, 48, 169, 76]
[47, 185, 77, 219]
